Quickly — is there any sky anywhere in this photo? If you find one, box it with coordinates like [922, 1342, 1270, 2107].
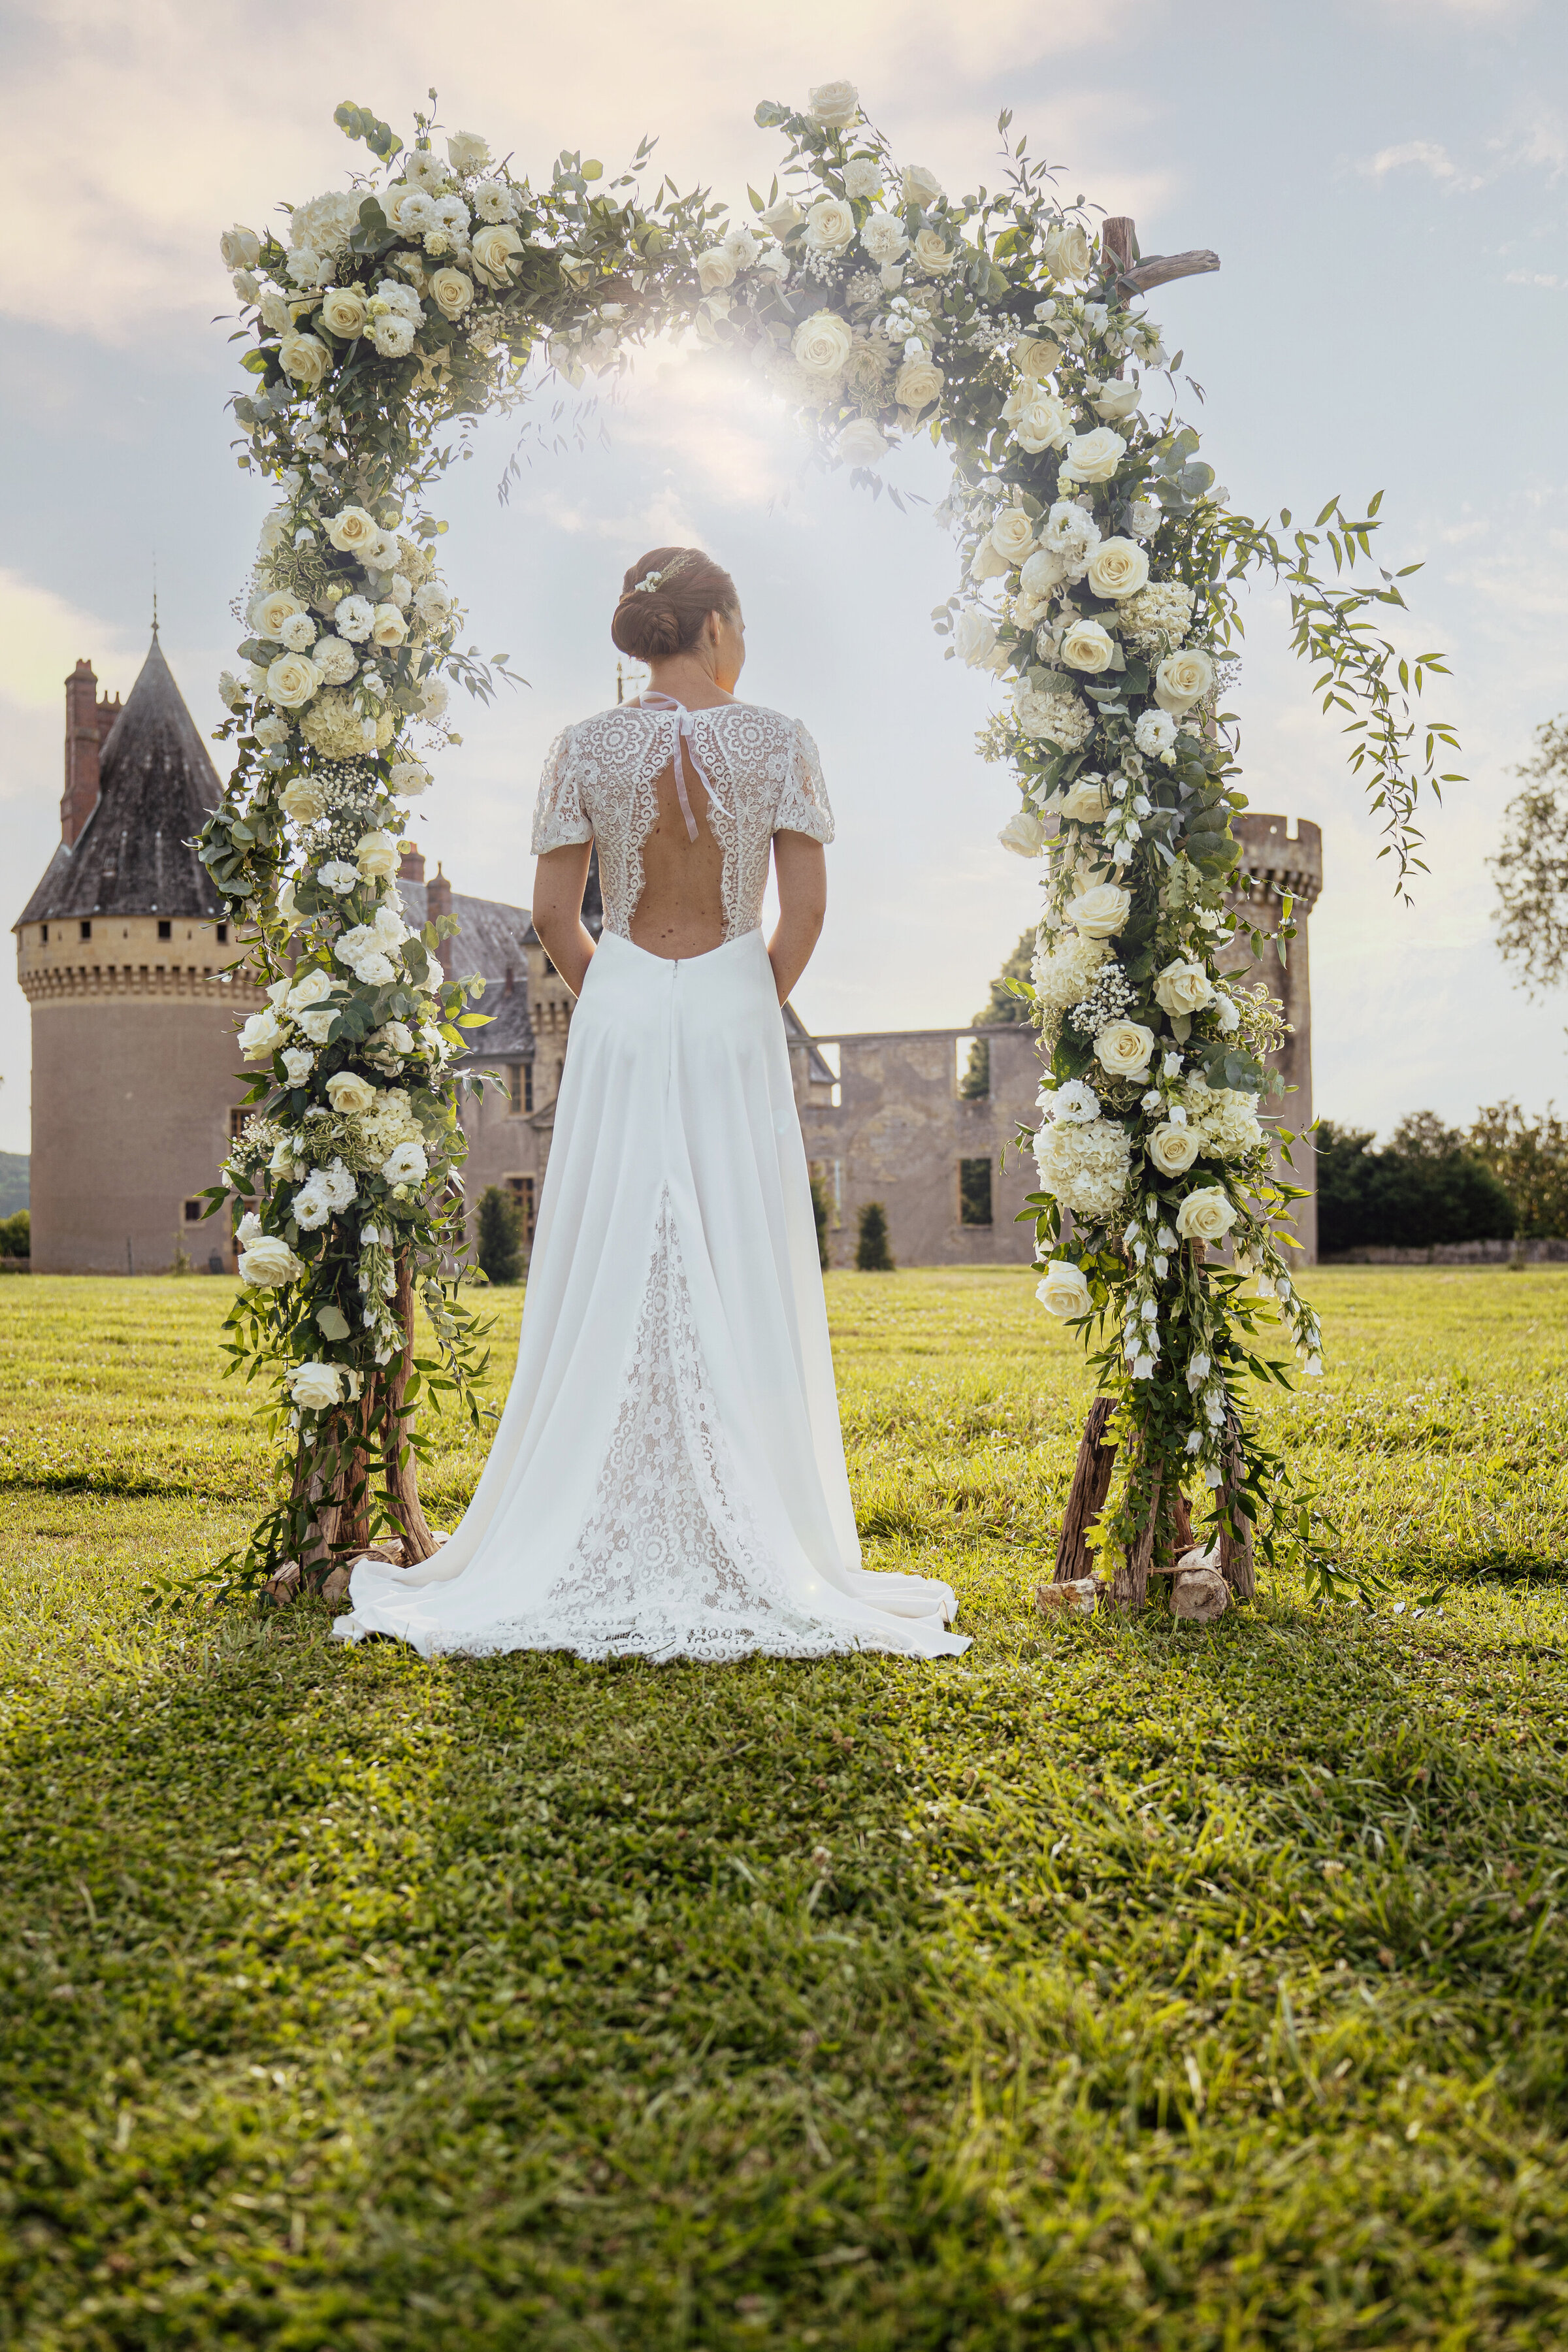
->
[2, 0, 1565, 1158]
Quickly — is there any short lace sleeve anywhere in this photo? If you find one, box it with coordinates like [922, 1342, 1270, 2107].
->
[530, 727, 593, 853]
[774, 719, 835, 844]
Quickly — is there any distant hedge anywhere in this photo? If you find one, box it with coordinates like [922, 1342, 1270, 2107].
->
[1316, 1114, 1516, 1256]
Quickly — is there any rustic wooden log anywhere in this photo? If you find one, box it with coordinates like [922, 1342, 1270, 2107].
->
[381, 1252, 438, 1564]
[1052, 1397, 1118, 1582]
[1111, 1465, 1162, 1610]
[1099, 216, 1220, 300]
[1218, 1414, 1257, 1601]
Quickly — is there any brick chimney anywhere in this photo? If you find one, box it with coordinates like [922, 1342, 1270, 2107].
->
[398, 841, 426, 883]
[61, 660, 122, 847]
[426, 860, 453, 981]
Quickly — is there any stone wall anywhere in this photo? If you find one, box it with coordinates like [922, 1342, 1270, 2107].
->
[1224, 813, 1322, 1263]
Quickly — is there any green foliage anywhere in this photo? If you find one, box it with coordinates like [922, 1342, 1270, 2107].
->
[1469, 1100, 1568, 1239]
[1317, 1113, 1518, 1256]
[0, 1154, 27, 1220]
[855, 1201, 894, 1272]
[0, 1209, 28, 1260]
[962, 929, 1036, 1096]
[476, 1185, 525, 1284]
[6, 1270, 1568, 2343]
[808, 1172, 830, 1271]
[1492, 715, 1568, 996]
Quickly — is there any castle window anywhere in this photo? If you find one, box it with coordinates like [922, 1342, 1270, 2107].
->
[216, 922, 228, 943]
[506, 1174, 536, 1244]
[958, 1157, 993, 1227]
[41, 923, 48, 943]
[229, 1107, 249, 1141]
[158, 920, 172, 940]
[184, 1198, 204, 1223]
[507, 1060, 534, 1113]
[80, 920, 91, 941]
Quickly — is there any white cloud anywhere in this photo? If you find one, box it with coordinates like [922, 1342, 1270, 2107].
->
[1360, 139, 1490, 193]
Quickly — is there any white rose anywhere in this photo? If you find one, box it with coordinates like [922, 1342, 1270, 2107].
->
[1043, 220, 1092, 281]
[970, 539, 1011, 581]
[1134, 709, 1178, 759]
[954, 610, 998, 667]
[808, 80, 859, 127]
[382, 1140, 429, 1184]
[220, 224, 262, 272]
[894, 357, 943, 410]
[1060, 777, 1111, 823]
[902, 165, 944, 208]
[804, 197, 856, 255]
[860, 210, 908, 265]
[1060, 617, 1117, 674]
[336, 596, 374, 644]
[390, 760, 432, 797]
[1148, 1123, 1201, 1176]
[280, 776, 328, 823]
[239, 1237, 306, 1288]
[420, 678, 449, 720]
[1128, 499, 1162, 538]
[1085, 537, 1151, 600]
[265, 653, 319, 710]
[1013, 335, 1060, 382]
[238, 1008, 286, 1060]
[1094, 1020, 1156, 1081]
[1153, 958, 1215, 1017]
[1094, 377, 1142, 421]
[326, 1070, 378, 1117]
[312, 636, 357, 685]
[318, 286, 367, 340]
[1213, 992, 1241, 1035]
[1059, 427, 1127, 485]
[1004, 389, 1073, 454]
[911, 227, 955, 276]
[1036, 1260, 1091, 1318]
[355, 829, 400, 879]
[1019, 548, 1066, 597]
[472, 223, 524, 286]
[288, 1360, 351, 1412]
[1066, 881, 1131, 937]
[999, 810, 1048, 857]
[843, 158, 881, 198]
[447, 130, 491, 173]
[326, 506, 378, 555]
[1154, 648, 1216, 713]
[836, 418, 889, 468]
[282, 1046, 314, 1085]
[987, 508, 1036, 566]
[297, 1006, 338, 1046]
[792, 310, 854, 380]
[758, 197, 803, 236]
[1176, 1187, 1237, 1244]
[428, 267, 474, 319]
[250, 587, 304, 640]
[279, 332, 330, 387]
[370, 603, 408, 647]
[370, 314, 416, 359]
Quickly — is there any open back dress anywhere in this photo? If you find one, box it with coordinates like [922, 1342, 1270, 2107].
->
[332, 701, 970, 1662]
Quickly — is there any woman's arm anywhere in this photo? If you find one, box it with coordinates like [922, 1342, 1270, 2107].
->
[768, 830, 827, 1005]
[531, 841, 596, 996]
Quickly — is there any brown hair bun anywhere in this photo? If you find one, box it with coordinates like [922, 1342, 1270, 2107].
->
[611, 545, 739, 662]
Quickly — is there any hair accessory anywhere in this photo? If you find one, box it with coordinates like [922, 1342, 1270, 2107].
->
[630, 549, 696, 596]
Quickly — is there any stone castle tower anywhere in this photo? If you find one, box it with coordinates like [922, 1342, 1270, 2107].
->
[1226, 813, 1322, 1262]
[14, 632, 261, 1273]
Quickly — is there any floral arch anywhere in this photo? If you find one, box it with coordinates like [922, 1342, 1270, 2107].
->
[199, 84, 1456, 1605]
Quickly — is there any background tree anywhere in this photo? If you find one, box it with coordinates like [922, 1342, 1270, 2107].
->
[960, 928, 1035, 1100]
[855, 1202, 895, 1273]
[1469, 1102, 1568, 1238]
[1492, 717, 1568, 994]
[1316, 1113, 1516, 1254]
[0, 1209, 28, 1261]
[476, 1187, 525, 1286]
[809, 1173, 831, 1271]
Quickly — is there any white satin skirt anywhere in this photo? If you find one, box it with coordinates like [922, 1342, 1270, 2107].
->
[333, 927, 969, 1663]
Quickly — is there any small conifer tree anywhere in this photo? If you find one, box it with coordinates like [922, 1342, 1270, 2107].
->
[809, 1173, 830, 1271]
[855, 1200, 894, 1272]
[476, 1185, 525, 1284]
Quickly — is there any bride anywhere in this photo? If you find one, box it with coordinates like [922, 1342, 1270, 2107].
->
[333, 546, 968, 1663]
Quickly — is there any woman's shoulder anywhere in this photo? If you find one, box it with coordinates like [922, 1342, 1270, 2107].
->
[698, 700, 809, 736]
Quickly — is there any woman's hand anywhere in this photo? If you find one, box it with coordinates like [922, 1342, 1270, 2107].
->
[532, 842, 596, 996]
[768, 832, 827, 1005]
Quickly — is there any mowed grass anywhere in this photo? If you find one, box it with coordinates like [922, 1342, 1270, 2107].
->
[2, 1266, 1568, 2349]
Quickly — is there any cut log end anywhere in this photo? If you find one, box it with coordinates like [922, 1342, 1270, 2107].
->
[1037, 1575, 1101, 1616]
[1171, 1565, 1230, 1625]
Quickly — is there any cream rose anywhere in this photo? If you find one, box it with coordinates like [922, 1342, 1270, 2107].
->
[757, 197, 802, 236]
[355, 829, 400, 880]
[954, 610, 998, 666]
[695, 245, 739, 293]
[239, 1236, 305, 1288]
[1066, 881, 1131, 937]
[1060, 777, 1111, 823]
[220, 223, 262, 272]
[265, 652, 319, 710]
[998, 809, 1048, 857]
[1176, 1186, 1237, 1244]
[1036, 1260, 1091, 1317]
[1153, 958, 1215, 1017]
[1060, 617, 1117, 674]
[370, 603, 408, 647]
[987, 507, 1036, 566]
[238, 1008, 287, 1060]
[1005, 389, 1073, 454]
[1059, 427, 1126, 485]
[280, 332, 330, 387]
[288, 1360, 351, 1413]
[448, 130, 491, 172]
[837, 418, 889, 468]
[1013, 335, 1060, 382]
[808, 79, 859, 127]
[792, 310, 853, 380]
[1148, 1123, 1201, 1177]
[804, 197, 856, 255]
[472, 223, 523, 286]
[1043, 220, 1092, 281]
[250, 587, 304, 640]
[1094, 1020, 1156, 1081]
[428, 267, 474, 318]
[902, 164, 944, 208]
[319, 286, 367, 340]
[1085, 537, 1151, 601]
[325, 505, 378, 555]
[894, 357, 943, 411]
[860, 210, 908, 265]
[1154, 648, 1216, 713]
[326, 1070, 378, 1117]
[390, 760, 432, 797]
[280, 777, 328, 823]
[1094, 377, 1142, 421]
[911, 227, 956, 275]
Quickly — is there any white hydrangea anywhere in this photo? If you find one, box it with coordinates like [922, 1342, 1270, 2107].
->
[288, 190, 363, 261]
[1181, 1075, 1265, 1160]
[1031, 928, 1110, 1043]
[1039, 695, 1096, 754]
[1032, 1116, 1132, 1224]
[1120, 581, 1196, 656]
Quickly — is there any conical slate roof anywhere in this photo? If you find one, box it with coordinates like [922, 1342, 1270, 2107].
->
[17, 630, 225, 925]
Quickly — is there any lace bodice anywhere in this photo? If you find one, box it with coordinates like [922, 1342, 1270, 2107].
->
[531, 702, 834, 943]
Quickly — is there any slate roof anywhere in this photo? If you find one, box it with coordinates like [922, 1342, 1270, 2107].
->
[16, 630, 225, 926]
[397, 877, 537, 1059]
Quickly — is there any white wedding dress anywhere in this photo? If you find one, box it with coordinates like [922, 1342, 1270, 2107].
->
[332, 700, 970, 1663]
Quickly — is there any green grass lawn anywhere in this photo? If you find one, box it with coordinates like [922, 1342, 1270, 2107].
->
[3, 1267, 1568, 2349]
